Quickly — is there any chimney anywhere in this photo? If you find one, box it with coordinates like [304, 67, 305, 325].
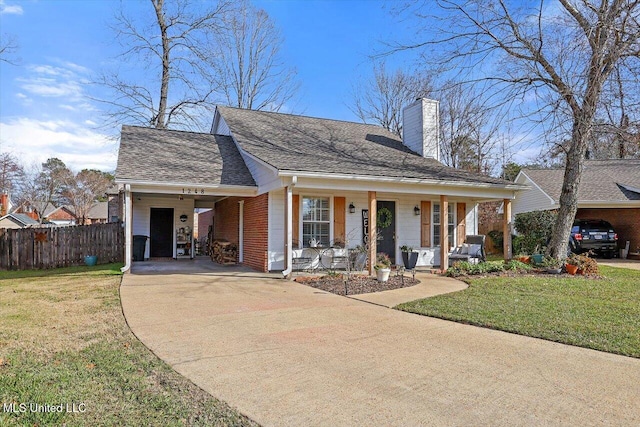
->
[0, 192, 8, 216]
[402, 98, 440, 161]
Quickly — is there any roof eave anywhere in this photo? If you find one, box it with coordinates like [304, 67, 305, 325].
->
[277, 170, 528, 191]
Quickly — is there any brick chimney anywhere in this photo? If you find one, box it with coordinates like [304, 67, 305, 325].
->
[402, 98, 440, 161]
[0, 192, 8, 216]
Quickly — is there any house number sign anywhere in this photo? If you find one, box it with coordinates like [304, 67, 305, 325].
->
[182, 188, 205, 194]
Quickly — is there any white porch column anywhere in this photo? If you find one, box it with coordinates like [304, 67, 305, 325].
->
[120, 184, 132, 273]
[238, 200, 244, 263]
[282, 182, 294, 277]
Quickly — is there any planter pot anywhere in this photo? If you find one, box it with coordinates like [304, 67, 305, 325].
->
[402, 251, 418, 270]
[531, 254, 544, 265]
[517, 256, 531, 264]
[565, 264, 578, 275]
[547, 267, 562, 274]
[84, 255, 97, 266]
[376, 268, 391, 282]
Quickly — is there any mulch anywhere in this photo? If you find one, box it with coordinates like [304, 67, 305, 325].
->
[295, 273, 419, 296]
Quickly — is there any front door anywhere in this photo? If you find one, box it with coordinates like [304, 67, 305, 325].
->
[376, 201, 396, 263]
[150, 208, 174, 257]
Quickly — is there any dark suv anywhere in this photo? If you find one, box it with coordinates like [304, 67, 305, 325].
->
[569, 219, 618, 258]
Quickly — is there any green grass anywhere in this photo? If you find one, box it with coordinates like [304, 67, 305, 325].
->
[0, 264, 256, 426]
[397, 265, 640, 358]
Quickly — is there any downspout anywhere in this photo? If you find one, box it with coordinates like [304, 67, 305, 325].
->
[281, 176, 297, 278]
[121, 184, 133, 273]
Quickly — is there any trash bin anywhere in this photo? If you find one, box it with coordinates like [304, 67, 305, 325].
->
[133, 235, 148, 261]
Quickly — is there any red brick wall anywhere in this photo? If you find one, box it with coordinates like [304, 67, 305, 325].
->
[214, 194, 269, 271]
[197, 209, 214, 241]
[576, 208, 640, 253]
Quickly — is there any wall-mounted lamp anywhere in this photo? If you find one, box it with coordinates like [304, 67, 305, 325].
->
[414, 205, 421, 216]
[349, 202, 356, 213]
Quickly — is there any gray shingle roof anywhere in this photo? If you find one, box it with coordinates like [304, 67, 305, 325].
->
[523, 159, 640, 202]
[2, 213, 40, 226]
[216, 106, 512, 186]
[116, 125, 256, 187]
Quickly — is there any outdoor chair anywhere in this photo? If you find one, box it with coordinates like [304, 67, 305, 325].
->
[450, 235, 487, 264]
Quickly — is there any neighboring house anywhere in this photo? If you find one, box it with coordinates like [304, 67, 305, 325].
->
[512, 159, 640, 253]
[115, 98, 525, 273]
[107, 184, 124, 223]
[46, 205, 77, 225]
[86, 201, 108, 224]
[0, 213, 40, 229]
[0, 192, 13, 216]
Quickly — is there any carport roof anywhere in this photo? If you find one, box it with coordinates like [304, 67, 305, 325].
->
[522, 159, 640, 202]
[116, 125, 256, 187]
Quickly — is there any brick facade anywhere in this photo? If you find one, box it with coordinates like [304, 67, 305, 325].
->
[214, 194, 269, 272]
[576, 208, 640, 254]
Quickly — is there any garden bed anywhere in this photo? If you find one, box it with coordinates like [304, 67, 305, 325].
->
[295, 273, 419, 296]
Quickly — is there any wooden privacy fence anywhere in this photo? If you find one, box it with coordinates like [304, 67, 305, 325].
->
[0, 222, 124, 270]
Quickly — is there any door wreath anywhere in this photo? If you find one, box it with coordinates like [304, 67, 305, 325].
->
[377, 207, 393, 229]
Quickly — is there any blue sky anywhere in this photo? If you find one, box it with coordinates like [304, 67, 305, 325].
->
[0, 0, 419, 173]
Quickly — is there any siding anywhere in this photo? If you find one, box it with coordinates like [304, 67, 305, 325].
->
[241, 152, 280, 192]
[213, 114, 231, 135]
[512, 173, 556, 215]
[132, 197, 194, 259]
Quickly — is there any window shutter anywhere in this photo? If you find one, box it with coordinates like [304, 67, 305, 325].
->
[456, 203, 466, 246]
[421, 201, 431, 247]
[333, 197, 346, 246]
[292, 195, 299, 248]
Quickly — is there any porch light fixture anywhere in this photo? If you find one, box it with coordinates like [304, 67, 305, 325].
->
[414, 205, 421, 216]
[349, 202, 356, 213]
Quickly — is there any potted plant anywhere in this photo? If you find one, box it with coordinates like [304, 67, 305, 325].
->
[374, 253, 391, 282]
[541, 256, 563, 274]
[565, 254, 583, 275]
[531, 245, 545, 265]
[84, 255, 98, 266]
[400, 245, 418, 270]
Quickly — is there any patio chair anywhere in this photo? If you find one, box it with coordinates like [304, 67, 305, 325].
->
[450, 235, 487, 264]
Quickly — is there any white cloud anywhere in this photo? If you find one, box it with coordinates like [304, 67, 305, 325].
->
[0, 118, 117, 172]
[18, 76, 84, 98]
[0, 0, 23, 15]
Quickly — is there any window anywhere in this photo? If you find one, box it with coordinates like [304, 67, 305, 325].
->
[433, 203, 455, 249]
[302, 197, 330, 247]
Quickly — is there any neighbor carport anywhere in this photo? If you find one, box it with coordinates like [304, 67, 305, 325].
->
[120, 266, 640, 426]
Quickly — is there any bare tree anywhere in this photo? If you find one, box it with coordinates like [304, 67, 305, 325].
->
[0, 152, 24, 194]
[350, 62, 432, 136]
[95, 0, 231, 130]
[208, 0, 299, 111]
[63, 169, 113, 225]
[0, 33, 19, 65]
[393, 0, 640, 259]
[438, 82, 502, 174]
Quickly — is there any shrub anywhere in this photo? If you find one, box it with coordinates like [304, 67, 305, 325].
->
[567, 253, 599, 275]
[513, 210, 558, 254]
[487, 230, 503, 251]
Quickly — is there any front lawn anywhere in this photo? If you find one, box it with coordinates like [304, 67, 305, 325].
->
[0, 264, 256, 427]
[397, 265, 640, 358]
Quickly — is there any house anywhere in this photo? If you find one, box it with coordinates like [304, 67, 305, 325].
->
[115, 98, 525, 274]
[46, 205, 77, 225]
[512, 159, 640, 253]
[0, 212, 40, 229]
[86, 201, 108, 224]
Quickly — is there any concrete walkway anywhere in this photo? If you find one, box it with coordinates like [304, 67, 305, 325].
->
[121, 264, 640, 426]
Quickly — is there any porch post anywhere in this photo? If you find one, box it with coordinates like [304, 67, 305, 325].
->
[503, 198, 512, 260]
[368, 191, 377, 275]
[238, 200, 244, 263]
[120, 184, 132, 273]
[440, 195, 449, 271]
[282, 185, 293, 277]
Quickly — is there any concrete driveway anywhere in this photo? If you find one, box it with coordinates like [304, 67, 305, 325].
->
[121, 264, 640, 426]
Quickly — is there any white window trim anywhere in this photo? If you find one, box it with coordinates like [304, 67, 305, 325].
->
[299, 195, 334, 248]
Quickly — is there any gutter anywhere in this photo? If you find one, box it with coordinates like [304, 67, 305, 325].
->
[281, 176, 297, 278]
[120, 184, 132, 273]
